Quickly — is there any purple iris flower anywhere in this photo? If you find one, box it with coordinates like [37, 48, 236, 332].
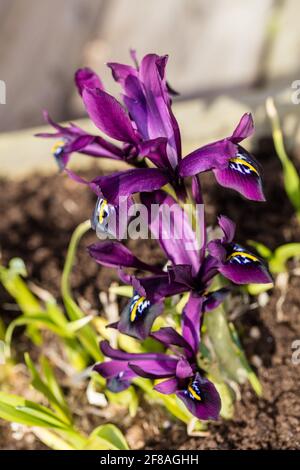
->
[94, 313, 221, 420]
[208, 215, 273, 285]
[88, 190, 213, 339]
[179, 113, 265, 201]
[89, 188, 271, 341]
[36, 111, 125, 171]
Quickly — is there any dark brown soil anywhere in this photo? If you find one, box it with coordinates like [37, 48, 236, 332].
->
[0, 139, 300, 449]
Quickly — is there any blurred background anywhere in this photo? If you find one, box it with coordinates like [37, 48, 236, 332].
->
[1, 0, 300, 175]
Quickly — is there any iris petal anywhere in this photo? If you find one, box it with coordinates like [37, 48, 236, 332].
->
[220, 243, 272, 284]
[214, 145, 265, 201]
[116, 294, 164, 340]
[176, 372, 221, 421]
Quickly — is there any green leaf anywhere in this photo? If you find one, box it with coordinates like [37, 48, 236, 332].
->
[270, 243, 300, 273]
[0, 392, 70, 429]
[25, 354, 72, 425]
[61, 220, 102, 362]
[31, 428, 76, 450]
[266, 97, 300, 214]
[90, 424, 129, 450]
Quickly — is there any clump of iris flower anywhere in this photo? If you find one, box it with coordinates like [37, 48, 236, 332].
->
[40, 50, 273, 421]
[94, 308, 221, 421]
[88, 190, 271, 342]
[39, 52, 265, 232]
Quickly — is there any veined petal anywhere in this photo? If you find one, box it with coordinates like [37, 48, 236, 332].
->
[129, 358, 178, 379]
[213, 145, 265, 201]
[107, 62, 138, 87]
[179, 140, 235, 177]
[151, 327, 193, 354]
[141, 191, 201, 275]
[88, 241, 161, 274]
[154, 377, 179, 394]
[182, 294, 204, 356]
[133, 273, 187, 304]
[116, 294, 164, 340]
[82, 88, 138, 143]
[94, 359, 128, 378]
[93, 360, 136, 392]
[175, 357, 193, 380]
[75, 67, 104, 96]
[90, 168, 169, 205]
[100, 340, 173, 362]
[231, 112, 254, 143]
[219, 243, 273, 285]
[139, 54, 181, 168]
[218, 215, 236, 243]
[176, 372, 221, 421]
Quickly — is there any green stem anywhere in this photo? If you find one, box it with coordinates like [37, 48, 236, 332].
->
[61, 220, 102, 362]
[266, 97, 300, 221]
[61, 220, 91, 302]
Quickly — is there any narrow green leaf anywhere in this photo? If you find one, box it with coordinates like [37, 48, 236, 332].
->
[90, 424, 129, 450]
[25, 354, 72, 425]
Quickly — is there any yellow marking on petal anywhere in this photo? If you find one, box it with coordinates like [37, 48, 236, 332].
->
[130, 296, 146, 322]
[98, 199, 108, 224]
[51, 140, 65, 155]
[188, 383, 202, 401]
[230, 157, 259, 175]
[227, 251, 259, 262]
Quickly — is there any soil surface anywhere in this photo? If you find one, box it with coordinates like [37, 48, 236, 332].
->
[0, 139, 300, 450]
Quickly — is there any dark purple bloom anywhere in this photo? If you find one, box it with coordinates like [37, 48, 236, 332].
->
[179, 113, 265, 201]
[88, 190, 228, 340]
[108, 53, 181, 170]
[208, 215, 273, 284]
[36, 111, 124, 170]
[95, 319, 221, 420]
[66, 166, 169, 237]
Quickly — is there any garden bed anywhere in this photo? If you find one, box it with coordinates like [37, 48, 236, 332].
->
[1, 139, 300, 449]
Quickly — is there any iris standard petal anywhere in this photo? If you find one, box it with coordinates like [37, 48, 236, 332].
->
[182, 294, 204, 356]
[175, 357, 194, 380]
[82, 87, 138, 144]
[217, 214, 236, 243]
[75, 67, 104, 96]
[141, 191, 201, 275]
[231, 112, 254, 143]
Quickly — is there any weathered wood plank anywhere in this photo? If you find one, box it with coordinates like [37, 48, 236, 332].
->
[0, 0, 104, 132]
[89, 0, 272, 96]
